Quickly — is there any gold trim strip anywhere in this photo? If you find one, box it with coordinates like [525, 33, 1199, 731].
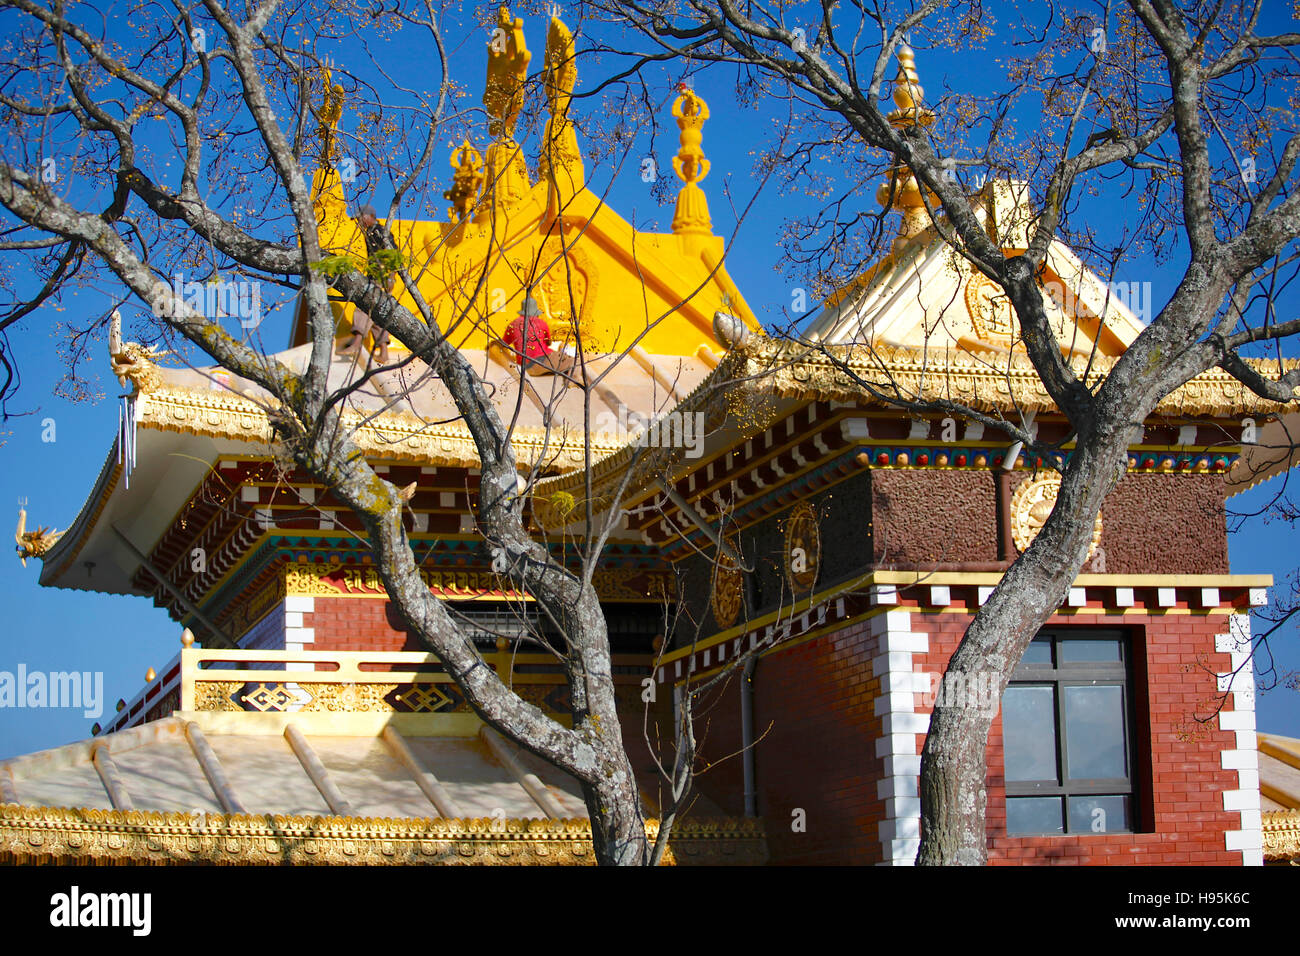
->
[0, 805, 768, 866]
[1263, 809, 1300, 862]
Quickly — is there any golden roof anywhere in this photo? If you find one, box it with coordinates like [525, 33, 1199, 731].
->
[297, 7, 757, 359]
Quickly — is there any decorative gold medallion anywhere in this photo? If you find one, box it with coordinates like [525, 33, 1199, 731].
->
[1010, 474, 1102, 558]
[963, 273, 1016, 342]
[710, 534, 744, 630]
[783, 501, 820, 594]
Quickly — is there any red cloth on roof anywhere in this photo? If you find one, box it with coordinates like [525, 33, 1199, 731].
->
[503, 314, 551, 364]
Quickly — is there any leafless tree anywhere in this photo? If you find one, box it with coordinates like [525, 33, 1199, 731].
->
[0, 0, 775, 865]
[575, 0, 1300, 863]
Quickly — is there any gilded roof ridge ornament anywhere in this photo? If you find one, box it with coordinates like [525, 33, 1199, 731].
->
[444, 140, 485, 224]
[108, 308, 167, 394]
[15, 499, 62, 567]
[312, 63, 346, 164]
[480, 5, 532, 218]
[539, 13, 584, 199]
[876, 42, 937, 246]
[305, 62, 351, 246]
[671, 84, 713, 238]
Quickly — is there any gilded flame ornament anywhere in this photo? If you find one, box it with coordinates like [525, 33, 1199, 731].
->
[480, 5, 531, 215]
[538, 14, 583, 196]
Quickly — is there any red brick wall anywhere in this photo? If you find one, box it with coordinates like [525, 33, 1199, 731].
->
[690, 606, 1244, 865]
[691, 621, 886, 864]
[966, 612, 1241, 865]
[309, 597, 421, 652]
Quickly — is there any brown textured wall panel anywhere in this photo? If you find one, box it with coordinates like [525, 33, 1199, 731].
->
[869, 469, 1228, 572]
[871, 470, 1000, 566]
[1094, 473, 1228, 574]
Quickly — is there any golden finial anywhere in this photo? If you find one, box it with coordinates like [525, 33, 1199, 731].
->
[672, 85, 710, 186]
[312, 64, 346, 163]
[444, 140, 485, 223]
[480, 6, 532, 215]
[886, 43, 935, 131]
[145, 667, 156, 683]
[181, 628, 195, 648]
[877, 43, 937, 244]
[539, 14, 584, 194]
[671, 85, 713, 236]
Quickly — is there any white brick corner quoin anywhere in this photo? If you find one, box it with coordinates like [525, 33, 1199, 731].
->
[283, 595, 316, 674]
[869, 586, 932, 866]
[1217, 611, 1263, 866]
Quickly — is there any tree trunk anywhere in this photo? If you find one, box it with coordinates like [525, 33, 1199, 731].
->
[566, 589, 651, 865]
[917, 432, 1129, 864]
[583, 762, 650, 865]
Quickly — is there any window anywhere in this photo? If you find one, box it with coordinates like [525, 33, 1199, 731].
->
[1002, 629, 1135, 835]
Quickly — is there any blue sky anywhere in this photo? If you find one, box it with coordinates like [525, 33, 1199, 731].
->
[1, 1, 1297, 759]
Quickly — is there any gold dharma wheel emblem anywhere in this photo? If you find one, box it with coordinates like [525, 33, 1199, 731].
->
[963, 272, 1016, 342]
[710, 534, 744, 630]
[783, 501, 820, 594]
[1010, 474, 1102, 558]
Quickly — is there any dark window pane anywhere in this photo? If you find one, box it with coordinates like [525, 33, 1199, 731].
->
[1068, 795, 1130, 834]
[1064, 684, 1127, 779]
[1007, 796, 1064, 835]
[1003, 685, 1057, 781]
[1059, 638, 1122, 664]
[1021, 639, 1054, 666]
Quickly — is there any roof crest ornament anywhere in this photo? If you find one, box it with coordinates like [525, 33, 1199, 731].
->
[16, 498, 62, 567]
[108, 308, 167, 395]
[444, 140, 485, 224]
[876, 43, 937, 245]
[671, 85, 713, 237]
[539, 13, 584, 199]
[479, 5, 532, 217]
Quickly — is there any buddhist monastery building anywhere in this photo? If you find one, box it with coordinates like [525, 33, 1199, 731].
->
[2, 14, 1298, 865]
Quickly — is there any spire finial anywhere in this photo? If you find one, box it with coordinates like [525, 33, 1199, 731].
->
[886, 43, 934, 130]
[480, 6, 532, 217]
[877, 42, 937, 245]
[671, 85, 713, 236]
[312, 63, 346, 163]
[539, 13, 585, 200]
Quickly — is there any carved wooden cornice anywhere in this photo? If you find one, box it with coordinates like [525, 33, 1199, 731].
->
[745, 341, 1299, 417]
[134, 384, 624, 471]
[1263, 809, 1300, 862]
[0, 804, 767, 866]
